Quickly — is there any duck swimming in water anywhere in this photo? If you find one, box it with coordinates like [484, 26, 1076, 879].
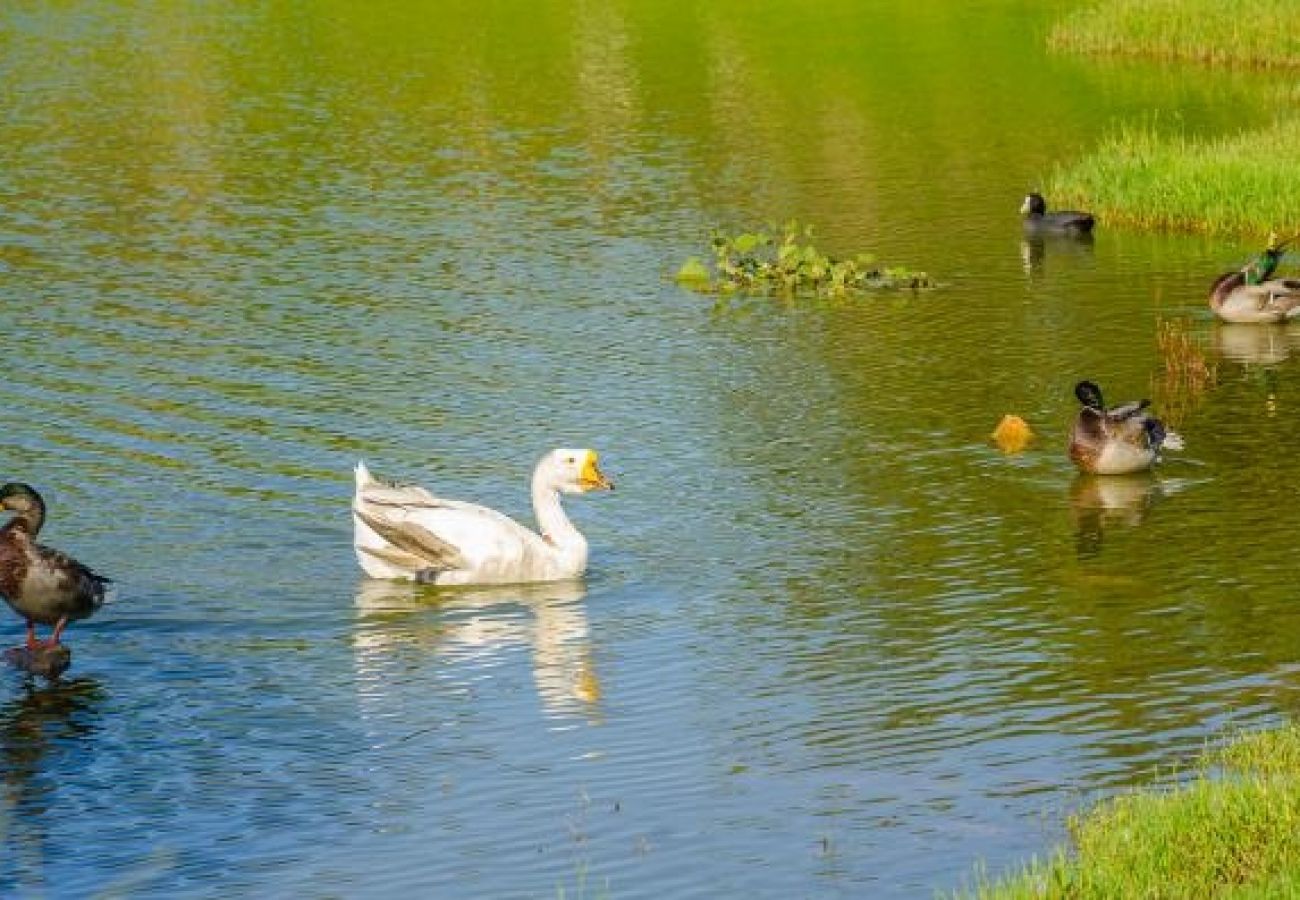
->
[353, 449, 615, 585]
[0, 483, 110, 649]
[1068, 381, 1183, 475]
[1020, 192, 1095, 235]
[1209, 236, 1300, 323]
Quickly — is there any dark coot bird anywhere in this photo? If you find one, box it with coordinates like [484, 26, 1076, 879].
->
[1021, 192, 1095, 235]
[0, 484, 109, 649]
[1209, 236, 1300, 323]
[1069, 381, 1183, 475]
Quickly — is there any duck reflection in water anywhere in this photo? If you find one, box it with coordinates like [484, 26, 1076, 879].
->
[1211, 323, 1300, 366]
[1019, 230, 1095, 278]
[0, 678, 103, 887]
[352, 579, 599, 720]
[1069, 473, 1164, 558]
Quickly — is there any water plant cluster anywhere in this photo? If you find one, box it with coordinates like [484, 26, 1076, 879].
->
[675, 222, 934, 299]
[961, 724, 1300, 898]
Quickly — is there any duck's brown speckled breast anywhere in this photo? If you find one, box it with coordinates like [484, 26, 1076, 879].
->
[0, 523, 31, 607]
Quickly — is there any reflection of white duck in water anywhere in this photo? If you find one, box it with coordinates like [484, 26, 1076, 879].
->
[352, 449, 614, 585]
[353, 579, 601, 717]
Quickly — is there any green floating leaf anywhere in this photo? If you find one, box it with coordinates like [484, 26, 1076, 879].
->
[674, 256, 712, 288]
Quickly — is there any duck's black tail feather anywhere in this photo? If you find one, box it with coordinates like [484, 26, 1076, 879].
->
[77, 567, 112, 609]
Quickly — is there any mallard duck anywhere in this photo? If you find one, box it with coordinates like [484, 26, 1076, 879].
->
[1209, 239, 1300, 323]
[1069, 381, 1184, 475]
[0, 484, 110, 649]
[352, 449, 615, 585]
[1021, 192, 1095, 235]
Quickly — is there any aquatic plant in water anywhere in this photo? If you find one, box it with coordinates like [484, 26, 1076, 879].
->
[675, 222, 934, 299]
[1151, 315, 1216, 427]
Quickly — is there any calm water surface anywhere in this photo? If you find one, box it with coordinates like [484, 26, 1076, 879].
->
[3, 1, 1300, 896]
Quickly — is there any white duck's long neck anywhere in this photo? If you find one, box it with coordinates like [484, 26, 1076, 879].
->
[532, 470, 588, 567]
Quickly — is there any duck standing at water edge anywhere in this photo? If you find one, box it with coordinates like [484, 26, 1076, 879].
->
[1069, 381, 1183, 475]
[1020, 192, 1095, 235]
[0, 483, 109, 649]
[1209, 236, 1300, 323]
[353, 449, 615, 585]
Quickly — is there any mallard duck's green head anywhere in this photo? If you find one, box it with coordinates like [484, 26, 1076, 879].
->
[1075, 381, 1105, 411]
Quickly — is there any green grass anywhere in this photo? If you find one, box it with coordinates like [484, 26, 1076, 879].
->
[1045, 0, 1300, 237]
[1049, 0, 1300, 68]
[1048, 118, 1300, 237]
[960, 724, 1300, 899]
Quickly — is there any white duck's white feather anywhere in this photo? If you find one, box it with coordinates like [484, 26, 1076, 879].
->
[352, 451, 612, 585]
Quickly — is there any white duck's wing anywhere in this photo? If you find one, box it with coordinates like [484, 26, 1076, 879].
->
[407, 499, 545, 561]
[354, 462, 555, 582]
[356, 478, 441, 510]
[354, 462, 466, 578]
[353, 505, 468, 572]
[365, 498, 555, 582]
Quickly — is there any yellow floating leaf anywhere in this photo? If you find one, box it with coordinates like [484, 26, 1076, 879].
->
[992, 414, 1034, 453]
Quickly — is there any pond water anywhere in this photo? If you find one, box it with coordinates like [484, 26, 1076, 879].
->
[3, 1, 1300, 896]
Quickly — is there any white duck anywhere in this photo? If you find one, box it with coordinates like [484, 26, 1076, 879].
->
[352, 449, 614, 585]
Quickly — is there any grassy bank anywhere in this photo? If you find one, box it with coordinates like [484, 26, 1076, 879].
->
[1047, 0, 1300, 236]
[1049, 0, 1300, 68]
[1048, 119, 1300, 236]
[961, 724, 1300, 898]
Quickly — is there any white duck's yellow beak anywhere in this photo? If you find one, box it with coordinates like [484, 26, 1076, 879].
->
[579, 451, 614, 492]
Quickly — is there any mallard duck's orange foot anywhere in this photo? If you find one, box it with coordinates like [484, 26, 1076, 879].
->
[47, 618, 69, 647]
[23, 632, 64, 651]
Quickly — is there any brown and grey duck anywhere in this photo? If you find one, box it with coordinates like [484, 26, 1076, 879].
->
[1068, 381, 1184, 475]
[0, 483, 109, 649]
[1209, 238, 1300, 323]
